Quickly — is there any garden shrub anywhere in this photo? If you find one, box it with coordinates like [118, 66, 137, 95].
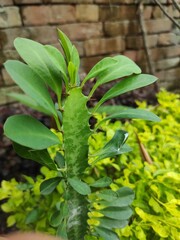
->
[1, 90, 179, 239]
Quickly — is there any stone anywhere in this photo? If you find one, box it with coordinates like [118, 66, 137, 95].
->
[100, 5, 137, 21]
[155, 57, 180, 70]
[158, 33, 177, 46]
[0, 26, 57, 50]
[0, 7, 21, 28]
[2, 67, 14, 85]
[14, 0, 42, 3]
[104, 20, 140, 37]
[145, 19, 172, 33]
[59, 23, 103, 41]
[22, 5, 76, 25]
[0, 0, 13, 6]
[84, 36, 125, 56]
[127, 35, 158, 49]
[76, 4, 99, 22]
[0, 86, 21, 105]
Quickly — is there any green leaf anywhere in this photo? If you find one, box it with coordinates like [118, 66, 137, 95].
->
[13, 142, 57, 170]
[101, 187, 135, 207]
[98, 190, 119, 202]
[57, 220, 68, 240]
[100, 206, 133, 220]
[90, 177, 112, 188]
[14, 38, 63, 99]
[68, 177, 91, 195]
[58, 29, 73, 63]
[93, 74, 158, 112]
[4, 115, 60, 150]
[40, 177, 61, 195]
[98, 217, 128, 229]
[7, 93, 52, 116]
[54, 152, 65, 168]
[100, 108, 160, 123]
[83, 55, 140, 84]
[95, 227, 119, 240]
[68, 61, 77, 85]
[92, 130, 130, 163]
[25, 208, 40, 224]
[4, 60, 57, 117]
[50, 210, 63, 227]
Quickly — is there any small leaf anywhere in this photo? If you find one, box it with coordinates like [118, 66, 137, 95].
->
[58, 29, 73, 63]
[95, 227, 119, 240]
[90, 177, 112, 188]
[98, 190, 118, 202]
[55, 152, 65, 168]
[99, 217, 128, 230]
[56, 220, 68, 239]
[25, 208, 40, 224]
[100, 206, 133, 220]
[4, 115, 60, 150]
[92, 130, 130, 163]
[68, 177, 91, 195]
[50, 210, 63, 227]
[40, 177, 61, 195]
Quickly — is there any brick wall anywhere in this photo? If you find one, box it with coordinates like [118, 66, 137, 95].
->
[0, 0, 179, 105]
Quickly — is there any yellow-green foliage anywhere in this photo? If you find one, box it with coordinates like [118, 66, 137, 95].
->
[0, 90, 180, 239]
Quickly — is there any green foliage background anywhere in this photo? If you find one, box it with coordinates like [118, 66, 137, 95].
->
[1, 90, 180, 239]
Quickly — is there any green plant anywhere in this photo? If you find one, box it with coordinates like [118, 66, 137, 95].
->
[2, 30, 159, 240]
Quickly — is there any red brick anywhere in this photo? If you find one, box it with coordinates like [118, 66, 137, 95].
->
[157, 68, 180, 90]
[158, 33, 177, 46]
[152, 6, 165, 19]
[145, 19, 172, 33]
[104, 21, 140, 37]
[14, 0, 42, 3]
[0, 7, 21, 28]
[95, 0, 134, 3]
[143, 6, 152, 20]
[76, 4, 99, 22]
[81, 56, 103, 73]
[72, 41, 84, 57]
[127, 35, 158, 49]
[137, 45, 180, 62]
[0, 26, 57, 50]
[84, 37, 125, 56]
[123, 50, 138, 62]
[22, 6, 50, 26]
[49, 0, 93, 3]
[100, 6, 137, 21]
[59, 23, 103, 41]
[0, 0, 13, 6]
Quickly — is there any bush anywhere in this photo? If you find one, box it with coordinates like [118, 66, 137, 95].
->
[1, 90, 180, 239]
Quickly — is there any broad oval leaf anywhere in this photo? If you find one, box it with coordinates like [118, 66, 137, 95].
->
[101, 187, 135, 207]
[100, 206, 133, 220]
[13, 142, 57, 170]
[40, 177, 62, 195]
[99, 217, 128, 230]
[68, 177, 91, 195]
[25, 208, 40, 224]
[95, 227, 119, 240]
[4, 60, 57, 117]
[50, 210, 63, 227]
[4, 115, 60, 150]
[90, 177, 112, 188]
[14, 38, 63, 98]
[7, 93, 52, 116]
[93, 74, 158, 112]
